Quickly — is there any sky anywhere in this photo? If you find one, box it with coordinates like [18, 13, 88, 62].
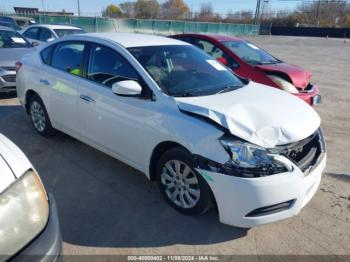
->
[0, 0, 300, 16]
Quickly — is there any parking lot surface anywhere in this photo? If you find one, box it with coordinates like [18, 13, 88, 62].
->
[0, 36, 349, 257]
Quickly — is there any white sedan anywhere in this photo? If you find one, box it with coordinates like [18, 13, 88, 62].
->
[0, 134, 61, 260]
[21, 24, 85, 45]
[16, 33, 326, 227]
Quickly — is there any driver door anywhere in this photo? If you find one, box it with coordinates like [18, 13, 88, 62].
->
[77, 43, 149, 168]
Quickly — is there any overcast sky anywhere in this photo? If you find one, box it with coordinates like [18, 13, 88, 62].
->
[1, 0, 299, 16]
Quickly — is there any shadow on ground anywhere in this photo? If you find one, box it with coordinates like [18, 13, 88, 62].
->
[0, 105, 248, 248]
[326, 172, 350, 183]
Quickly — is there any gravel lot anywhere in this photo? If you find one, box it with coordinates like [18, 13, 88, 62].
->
[0, 36, 349, 258]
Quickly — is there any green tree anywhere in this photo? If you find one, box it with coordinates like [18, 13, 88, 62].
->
[134, 0, 160, 19]
[161, 0, 190, 19]
[102, 4, 122, 18]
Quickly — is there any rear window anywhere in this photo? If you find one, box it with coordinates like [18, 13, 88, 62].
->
[0, 30, 31, 48]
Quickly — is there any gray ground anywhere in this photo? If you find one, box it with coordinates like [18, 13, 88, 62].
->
[0, 36, 349, 257]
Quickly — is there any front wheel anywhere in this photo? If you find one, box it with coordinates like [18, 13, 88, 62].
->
[29, 95, 54, 137]
[156, 147, 213, 215]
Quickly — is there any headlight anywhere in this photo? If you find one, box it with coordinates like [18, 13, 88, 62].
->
[220, 136, 288, 178]
[0, 170, 49, 257]
[268, 75, 299, 94]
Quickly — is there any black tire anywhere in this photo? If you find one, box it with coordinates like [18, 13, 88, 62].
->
[28, 95, 54, 137]
[156, 147, 213, 216]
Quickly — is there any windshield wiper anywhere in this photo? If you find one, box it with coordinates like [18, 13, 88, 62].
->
[172, 92, 197, 97]
[216, 85, 243, 94]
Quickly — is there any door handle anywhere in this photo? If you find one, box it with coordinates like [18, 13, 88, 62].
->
[80, 94, 95, 103]
[39, 79, 50, 86]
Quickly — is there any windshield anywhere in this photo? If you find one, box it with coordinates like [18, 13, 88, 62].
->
[223, 41, 280, 65]
[54, 29, 85, 38]
[128, 45, 245, 97]
[0, 30, 31, 48]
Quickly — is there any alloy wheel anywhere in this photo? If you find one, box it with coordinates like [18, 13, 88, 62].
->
[30, 101, 46, 132]
[160, 160, 200, 209]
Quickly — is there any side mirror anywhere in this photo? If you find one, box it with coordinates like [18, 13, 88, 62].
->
[47, 37, 55, 42]
[112, 80, 142, 97]
[31, 41, 39, 47]
[216, 57, 228, 66]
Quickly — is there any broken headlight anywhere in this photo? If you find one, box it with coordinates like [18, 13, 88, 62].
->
[220, 136, 288, 178]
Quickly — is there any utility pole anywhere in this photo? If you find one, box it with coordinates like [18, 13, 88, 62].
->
[77, 0, 81, 16]
[315, 0, 321, 27]
[254, 0, 261, 24]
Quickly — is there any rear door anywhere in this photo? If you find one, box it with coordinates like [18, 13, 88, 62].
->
[41, 41, 86, 136]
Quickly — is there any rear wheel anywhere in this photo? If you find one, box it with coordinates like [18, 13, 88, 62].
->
[29, 95, 54, 137]
[156, 147, 213, 215]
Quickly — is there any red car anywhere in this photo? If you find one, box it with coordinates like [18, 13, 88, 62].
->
[171, 34, 321, 106]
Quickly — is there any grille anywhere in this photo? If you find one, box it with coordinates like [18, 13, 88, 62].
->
[0, 67, 16, 71]
[2, 74, 16, 83]
[275, 129, 325, 174]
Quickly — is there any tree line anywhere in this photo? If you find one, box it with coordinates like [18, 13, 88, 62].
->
[102, 0, 350, 28]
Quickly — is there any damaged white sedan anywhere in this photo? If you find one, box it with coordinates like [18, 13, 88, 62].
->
[16, 33, 326, 227]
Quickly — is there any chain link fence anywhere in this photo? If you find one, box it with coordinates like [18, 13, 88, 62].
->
[31, 15, 259, 36]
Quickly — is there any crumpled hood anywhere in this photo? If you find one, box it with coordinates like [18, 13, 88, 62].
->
[256, 62, 311, 89]
[0, 48, 34, 68]
[175, 82, 320, 148]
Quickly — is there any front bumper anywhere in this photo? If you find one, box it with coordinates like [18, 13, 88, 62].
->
[11, 194, 62, 262]
[293, 84, 321, 106]
[196, 154, 326, 228]
[0, 69, 16, 93]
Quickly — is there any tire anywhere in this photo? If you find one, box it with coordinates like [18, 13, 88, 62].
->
[29, 95, 54, 137]
[156, 147, 213, 216]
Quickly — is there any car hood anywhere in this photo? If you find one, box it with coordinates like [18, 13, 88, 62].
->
[256, 62, 311, 89]
[175, 82, 320, 148]
[0, 48, 34, 68]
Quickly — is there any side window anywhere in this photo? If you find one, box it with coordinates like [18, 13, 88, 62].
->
[193, 39, 239, 68]
[191, 39, 222, 58]
[87, 45, 138, 88]
[51, 42, 85, 75]
[39, 28, 55, 42]
[40, 45, 55, 65]
[23, 27, 40, 40]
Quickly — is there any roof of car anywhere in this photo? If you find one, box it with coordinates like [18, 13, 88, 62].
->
[173, 33, 244, 42]
[73, 32, 190, 48]
[27, 24, 82, 30]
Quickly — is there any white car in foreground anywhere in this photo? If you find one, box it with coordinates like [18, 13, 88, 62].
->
[0, 134, 61, 260]
[16, 33, 326, 227]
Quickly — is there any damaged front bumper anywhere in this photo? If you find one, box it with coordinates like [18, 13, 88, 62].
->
[193, 129, 326, 228]
[294, 84, 321, 106]
[195, 154, 326, 228]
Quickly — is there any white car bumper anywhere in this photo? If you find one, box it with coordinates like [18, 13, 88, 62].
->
[196, 153, 326, 228]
